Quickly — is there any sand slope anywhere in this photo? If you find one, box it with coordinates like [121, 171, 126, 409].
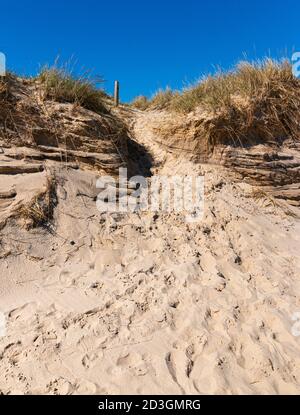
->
[0, 110, 300, 394]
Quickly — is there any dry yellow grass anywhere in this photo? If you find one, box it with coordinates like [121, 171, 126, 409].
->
[251, 187, 299, 217]
[148, 88, 177, 109]
[144, 59, 300, 149]
[38, 64, 108, 114]
[131, 88, 177, 110]
[17, 176, 57, 229]
[131, 95, 149, 110]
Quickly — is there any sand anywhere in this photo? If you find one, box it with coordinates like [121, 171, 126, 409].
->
[0, 109, 300, 395]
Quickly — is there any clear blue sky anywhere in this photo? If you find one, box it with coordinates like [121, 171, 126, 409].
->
[0, 0, 298, 101]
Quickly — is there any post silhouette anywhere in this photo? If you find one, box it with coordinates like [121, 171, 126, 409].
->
[114, 80, 119, 107]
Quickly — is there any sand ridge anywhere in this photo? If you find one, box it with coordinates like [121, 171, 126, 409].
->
[0, 109, 300, 394]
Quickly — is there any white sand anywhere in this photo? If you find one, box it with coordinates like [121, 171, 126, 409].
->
[0, 111, 300, 394]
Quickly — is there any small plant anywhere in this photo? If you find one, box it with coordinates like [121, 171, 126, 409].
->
[131, 88, 177, 110]
[251, 187, 279, 209]
[38, 63, 108, 114]
[0, 82, 7, 98]
[0, 72, 13, 97]
[130, 95, 149, 110]
[251, 187, 298, 217]
[148, 87, 176, 109]
[18, 176, 57, 229]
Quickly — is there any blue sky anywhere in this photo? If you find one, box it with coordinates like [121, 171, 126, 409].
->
[0, 0, 299, 101]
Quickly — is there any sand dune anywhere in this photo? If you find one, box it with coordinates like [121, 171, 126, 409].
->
[0, 104, 300, 394]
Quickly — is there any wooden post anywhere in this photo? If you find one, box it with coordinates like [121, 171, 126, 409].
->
[114, 80, 119, 107]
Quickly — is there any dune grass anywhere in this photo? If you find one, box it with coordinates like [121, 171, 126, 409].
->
[17, 175, 57, 229]
[38, 64, 109, 114]
[133, 59, 300, 147]
[191, 59, 300, 146]
[131, 87, 177, 110]
[131, 95, 149, 110]
[170, 59, 299, 114]
[148, 88, 177, 109]
[0, 71, 14, 95]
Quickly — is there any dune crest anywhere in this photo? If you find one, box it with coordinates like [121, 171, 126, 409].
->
[0, 72, 300, 395]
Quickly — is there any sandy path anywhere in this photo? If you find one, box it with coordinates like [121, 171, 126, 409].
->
[0, 110, 300, 394]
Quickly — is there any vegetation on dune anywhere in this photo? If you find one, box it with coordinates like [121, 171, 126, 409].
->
[3, 58, 300, 149]
[130, 95, 149, 110]
[0, 80, 7, 99]
[148, 87, 177, 109]
[38, 64, 109, 114]
[170, 59, 299, 114]
[17, 175, 57, 229]
[131, 87, 177, 110]
[189, 59, 300, 146]
[0, 71, 14, 96]
[132, 59, 300, 146]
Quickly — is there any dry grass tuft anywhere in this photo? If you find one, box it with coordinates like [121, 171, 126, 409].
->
[0, 72, 14, 98]
[131, 88, 177, 111]
[17, 176, 57, 229]
[38, 64, 109, 114]
[0, 79, 7, 95]
[166, 59, 300, 149]
[130, 95, 150, 110]
[251, 187, 299, 217]
[251, 187, 280, 209]
[148, 88, 177, 109]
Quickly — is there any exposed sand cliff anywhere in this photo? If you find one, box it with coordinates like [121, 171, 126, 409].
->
[0, 77, 300, 394]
